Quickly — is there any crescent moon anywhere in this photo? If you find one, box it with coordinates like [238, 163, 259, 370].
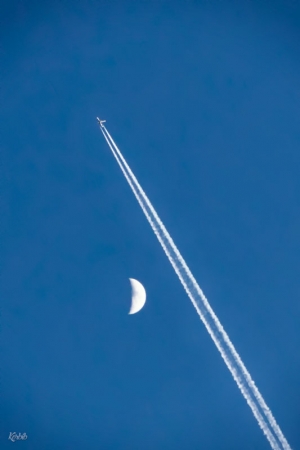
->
[128, 278, 146, 315]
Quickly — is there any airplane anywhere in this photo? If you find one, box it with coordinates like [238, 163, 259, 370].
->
[96, 117, 106, 127]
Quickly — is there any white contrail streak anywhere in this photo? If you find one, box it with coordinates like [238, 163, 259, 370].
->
[99, 124, 291, 450]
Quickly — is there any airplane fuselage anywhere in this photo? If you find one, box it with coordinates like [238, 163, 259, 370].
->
[96, 117, 106, 127]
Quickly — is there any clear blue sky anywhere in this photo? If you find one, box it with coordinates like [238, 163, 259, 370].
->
[1, 1, 300, 449]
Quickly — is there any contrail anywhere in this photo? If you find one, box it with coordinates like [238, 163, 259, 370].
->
[99, 124, 291, 450]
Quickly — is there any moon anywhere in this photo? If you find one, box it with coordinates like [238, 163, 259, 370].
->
[128, 278, 146, 315]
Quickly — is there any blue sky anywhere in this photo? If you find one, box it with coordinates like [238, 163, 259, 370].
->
[1, 1, 300, 449]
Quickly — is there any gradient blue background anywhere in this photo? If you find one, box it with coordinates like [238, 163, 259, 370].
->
[1, 1, 300, 448]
